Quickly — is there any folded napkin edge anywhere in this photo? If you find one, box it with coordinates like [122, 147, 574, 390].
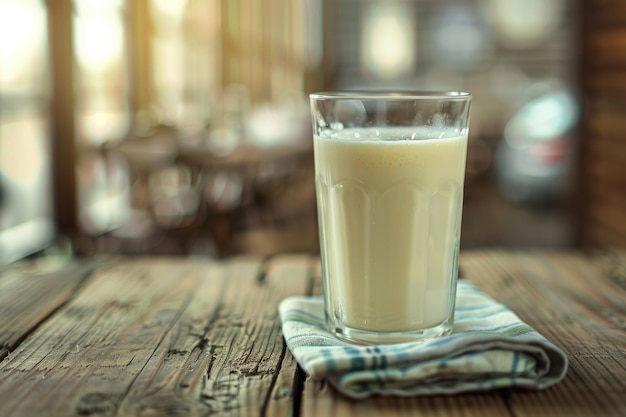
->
[277, 286, 569, 398]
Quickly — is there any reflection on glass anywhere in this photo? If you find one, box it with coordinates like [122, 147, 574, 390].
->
[361, 2, 415, 79]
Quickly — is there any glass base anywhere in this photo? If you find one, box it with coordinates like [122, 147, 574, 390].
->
[328, 318, 454, 345]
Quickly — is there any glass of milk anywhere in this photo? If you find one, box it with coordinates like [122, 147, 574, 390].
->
[310, 91, 472, 344]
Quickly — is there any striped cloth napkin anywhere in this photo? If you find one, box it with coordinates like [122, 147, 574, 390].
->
[278, 280, 568, 399]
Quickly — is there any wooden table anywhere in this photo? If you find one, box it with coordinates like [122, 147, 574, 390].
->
[0, 250, 624, 416]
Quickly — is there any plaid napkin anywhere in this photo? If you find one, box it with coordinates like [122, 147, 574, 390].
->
[278, 280, 568, 399]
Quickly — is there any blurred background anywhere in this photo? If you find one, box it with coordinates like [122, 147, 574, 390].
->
[0, 0, 622, 262]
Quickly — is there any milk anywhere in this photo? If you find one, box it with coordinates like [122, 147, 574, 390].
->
[314, 127, 468, 334]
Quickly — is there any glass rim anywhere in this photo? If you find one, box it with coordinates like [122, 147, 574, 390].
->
[310, 91, 471, 101]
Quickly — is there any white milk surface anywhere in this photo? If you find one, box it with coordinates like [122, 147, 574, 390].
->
[315, 127, 468, 332]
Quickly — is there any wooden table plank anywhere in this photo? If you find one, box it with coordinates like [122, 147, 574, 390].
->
[0, 255, 314, 417]
[264, 256, 316, 417]
[1, 258, 214, 417]
[303, 380, 512, 417]
[458, 251, 625, 417]
[1, 251, 624, 417]
[301, 251, 626, 417]
[0, 260, 94, 361]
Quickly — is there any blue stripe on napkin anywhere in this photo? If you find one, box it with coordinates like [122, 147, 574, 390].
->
[278, 280, 568, 399]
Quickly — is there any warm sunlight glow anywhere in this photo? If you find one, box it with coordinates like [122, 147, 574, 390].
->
[361, 3, 415, 79]
[75, 16, 123, 72]
[0, 0, 45, 86]
[488, 0, 564, 48]
[152, 0, 188, 21]
[0, 119, 45, 185]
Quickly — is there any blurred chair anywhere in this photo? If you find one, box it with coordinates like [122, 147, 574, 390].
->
[178, 137, 317, 257]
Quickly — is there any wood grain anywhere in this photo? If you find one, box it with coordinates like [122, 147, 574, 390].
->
[0, 260, 94, 361]
[301, 251, 626, 417]
[1, 252, 624, 416]
[459, 251, 626, 417]
[0, 255, 313, 417]
[580, 220, 626, 249]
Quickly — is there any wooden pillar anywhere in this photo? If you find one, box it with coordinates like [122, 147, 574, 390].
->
[578, 0, 626, 248]
[127, 0, 153, 132]
[46, 0, 78, 237]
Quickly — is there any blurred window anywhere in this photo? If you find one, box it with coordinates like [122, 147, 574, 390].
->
[150, 0, 189, 127]
[330, 0, 577, 139]
[73, 0, 131, 235]
[0, 0, 54, 262]
[74, 0, 129, 146]
[429, 2, 492, 72]
[487, 0, 565, 49]
[361, 2, 416, 80]
[1, 0, 323, 258]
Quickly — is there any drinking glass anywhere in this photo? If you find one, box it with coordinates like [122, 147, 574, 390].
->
[310, 91, 472, 344]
